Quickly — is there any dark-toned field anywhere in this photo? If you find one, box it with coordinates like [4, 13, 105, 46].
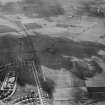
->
[0, 33, 104, 103]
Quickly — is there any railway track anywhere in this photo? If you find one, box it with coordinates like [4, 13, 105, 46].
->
[0, 70, 17, 101]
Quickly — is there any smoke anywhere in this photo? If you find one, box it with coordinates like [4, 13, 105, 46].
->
[77, 0, 105, 17]
[0, 0, 64, 16]
[0, 0, 22, 5]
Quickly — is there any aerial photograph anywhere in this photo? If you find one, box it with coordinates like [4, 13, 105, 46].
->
[0, 0, 105, 105]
